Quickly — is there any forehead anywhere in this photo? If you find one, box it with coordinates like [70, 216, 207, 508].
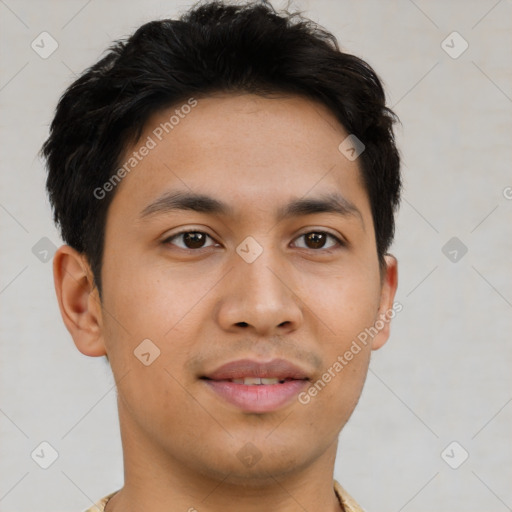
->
[109, 93, 370, 223]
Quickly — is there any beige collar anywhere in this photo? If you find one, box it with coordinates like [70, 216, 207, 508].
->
[85, 481, 364, 512]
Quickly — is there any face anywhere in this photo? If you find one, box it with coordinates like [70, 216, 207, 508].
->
[59, 93, 397, 484]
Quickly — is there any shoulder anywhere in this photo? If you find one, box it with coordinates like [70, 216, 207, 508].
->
[333, 480, 366, 512]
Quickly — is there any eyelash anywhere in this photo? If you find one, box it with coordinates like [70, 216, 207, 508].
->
[162, 229, 345, 253]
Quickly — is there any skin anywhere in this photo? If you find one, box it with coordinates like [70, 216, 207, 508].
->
[53, 93, 398, 512]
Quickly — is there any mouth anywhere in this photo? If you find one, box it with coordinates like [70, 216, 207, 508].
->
[216, 377, 295, 385]
[200, 358, 310, 413]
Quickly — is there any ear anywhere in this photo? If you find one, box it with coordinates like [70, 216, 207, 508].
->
[53, 245, 106, 357]
[371, 254, 399, 351]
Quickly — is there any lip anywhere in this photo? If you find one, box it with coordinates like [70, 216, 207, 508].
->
[202, 358, 310, 381]
[201, 358, 310, 413]
[203, 379, 308, 413]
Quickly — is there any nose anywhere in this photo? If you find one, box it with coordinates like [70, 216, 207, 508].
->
[215, 244, 304, 336]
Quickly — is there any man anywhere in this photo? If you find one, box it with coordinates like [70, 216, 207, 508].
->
[42, 1, 401, 510]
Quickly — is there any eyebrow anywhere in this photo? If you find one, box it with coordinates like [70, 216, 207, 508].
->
[139, 190, 364, 228]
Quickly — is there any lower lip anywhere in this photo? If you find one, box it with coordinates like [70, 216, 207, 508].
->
[203, 379, 308, 413]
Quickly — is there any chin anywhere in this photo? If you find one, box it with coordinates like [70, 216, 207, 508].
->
[192, 446, 315, 486]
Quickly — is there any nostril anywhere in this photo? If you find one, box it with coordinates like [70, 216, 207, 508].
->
[236, 322, 249, 327]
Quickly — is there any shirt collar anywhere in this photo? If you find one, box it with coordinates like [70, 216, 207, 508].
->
[85, 481, 365, 512]
[334, 479, 366, 512]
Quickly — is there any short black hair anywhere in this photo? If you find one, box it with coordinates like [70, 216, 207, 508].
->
[41, 0, 401, 297]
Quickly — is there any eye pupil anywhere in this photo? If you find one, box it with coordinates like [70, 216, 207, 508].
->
[184, 232, 206, 249]
[305, 232, 326, 249]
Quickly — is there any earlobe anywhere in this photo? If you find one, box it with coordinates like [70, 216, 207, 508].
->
[53, 245, 107, 357]
[371, 254, 398, 351]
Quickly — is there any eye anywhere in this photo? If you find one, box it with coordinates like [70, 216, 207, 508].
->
[293, 231, 344, 251]
[162, 229, 344, 252]
[163, 230, 218, 250]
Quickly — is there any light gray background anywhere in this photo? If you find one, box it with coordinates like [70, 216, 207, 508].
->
[1, 1, 511, 511]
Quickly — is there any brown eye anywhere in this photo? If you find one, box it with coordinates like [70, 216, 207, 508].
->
[294, 231, 342, 251]
[182, 232, 207, 249]
[164, 231, 216, 250]
[305, 232, 326, 249]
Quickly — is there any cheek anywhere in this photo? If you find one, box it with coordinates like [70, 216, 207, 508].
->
[101, 275, 199, 429]
[313, 268, 381, 338]
[302, 271, 380, 415]
[295, 347, 371, 444]
[102, 257, 183, 338]
[101, 262, 210, 383]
